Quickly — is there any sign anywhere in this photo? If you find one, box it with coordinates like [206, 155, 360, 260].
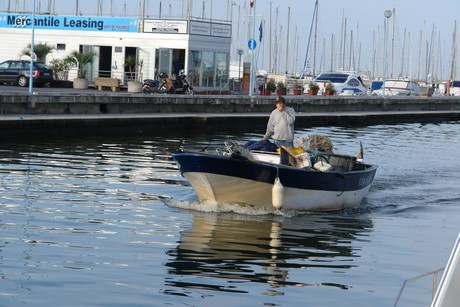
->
[143, 19, 188, 34]
[248, 39, 257, 50]
[0, 13, 138, 32]
[189, 20, 231, 38]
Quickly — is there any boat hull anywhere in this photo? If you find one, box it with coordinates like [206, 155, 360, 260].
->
[173, 152, 377, 211]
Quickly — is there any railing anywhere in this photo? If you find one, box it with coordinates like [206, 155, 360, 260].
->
[393, 267, 444, 307]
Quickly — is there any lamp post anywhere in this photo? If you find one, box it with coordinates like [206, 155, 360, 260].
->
[382, 9, 392, 98]
[249, 0, 256, 97]
[237, 49, 243, 81]
[29, 0, 37, 96]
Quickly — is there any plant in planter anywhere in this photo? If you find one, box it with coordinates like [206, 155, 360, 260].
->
[266, 78, 277, 92]
[69, 50, 97, 89]
[308, 81, 320, 95]
[293, 80, 303, 95]
[325, 82, 336, 96]
[49, 56, 76, 88]
[124, 55, 144, 93]
[276, 81, 287, 95]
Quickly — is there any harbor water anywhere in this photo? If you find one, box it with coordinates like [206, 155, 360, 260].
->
[1, 121, 459, 306]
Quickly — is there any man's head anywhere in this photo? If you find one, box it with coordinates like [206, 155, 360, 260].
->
[275, 95, 285, 105]
[275, 96, 286, 111]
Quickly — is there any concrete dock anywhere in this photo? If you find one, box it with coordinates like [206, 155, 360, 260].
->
[1, 85, 459, 137]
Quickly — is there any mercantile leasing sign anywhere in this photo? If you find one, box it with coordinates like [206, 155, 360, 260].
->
[0, 13, 138, 32]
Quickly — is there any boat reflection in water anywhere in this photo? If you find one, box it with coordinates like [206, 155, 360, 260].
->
[164, 209, 373, 295]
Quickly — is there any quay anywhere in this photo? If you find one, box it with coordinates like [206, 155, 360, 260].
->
[0, 86, 460, 137]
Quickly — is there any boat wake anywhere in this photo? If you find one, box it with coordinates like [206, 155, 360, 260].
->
[164, 198, 302, 217]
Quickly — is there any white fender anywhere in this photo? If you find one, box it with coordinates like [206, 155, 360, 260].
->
[272, 177, 284, 210]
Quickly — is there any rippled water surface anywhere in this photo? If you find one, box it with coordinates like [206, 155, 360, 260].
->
[1, 121, 460, 306]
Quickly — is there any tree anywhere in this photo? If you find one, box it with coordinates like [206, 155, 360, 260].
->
[22, 42, 55, 63]
[124, 55, 144, 82]
[69, 50, 97, 79]
[124, 54, 137, 81]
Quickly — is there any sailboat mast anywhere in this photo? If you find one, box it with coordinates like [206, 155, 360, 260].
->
[330, 33, 334, 72]
[450, 21, 457, 81]
[269, 2, 272, 73]
[285, 6, 290, 74]
[312, 0, 318, 76]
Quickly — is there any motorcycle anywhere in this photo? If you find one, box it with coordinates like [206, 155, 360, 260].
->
[142, 72, 174, 94]
[142, 70, 193, 95]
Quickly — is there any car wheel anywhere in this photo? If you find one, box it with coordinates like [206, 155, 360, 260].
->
[17, 76, 28, 87]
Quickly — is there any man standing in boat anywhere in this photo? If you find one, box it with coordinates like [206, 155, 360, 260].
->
[262, 95, 296, 148]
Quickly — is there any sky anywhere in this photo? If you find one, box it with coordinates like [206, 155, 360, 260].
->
[2, 0, 460, 80]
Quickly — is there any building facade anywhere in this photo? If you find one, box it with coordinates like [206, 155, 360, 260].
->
[0, 13, 231, 90]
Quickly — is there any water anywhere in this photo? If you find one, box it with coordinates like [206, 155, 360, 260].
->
[1, 121, 459, 306]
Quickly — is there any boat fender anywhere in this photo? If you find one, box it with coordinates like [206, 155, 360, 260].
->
[272, 177, 284, 210]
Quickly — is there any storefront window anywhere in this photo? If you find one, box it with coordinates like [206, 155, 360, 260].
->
[216, 52, 229, 87]
[187, 50, 229, 88]
[188, 50, 201, 87]
[201, 51, 215, 87]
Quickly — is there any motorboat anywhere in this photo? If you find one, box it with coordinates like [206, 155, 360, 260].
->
[371, 78, 421, 96]
[308, 71, 368, 95]
[172, 136, 377, 212]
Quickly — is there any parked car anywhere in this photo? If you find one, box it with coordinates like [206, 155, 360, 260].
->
[0, 60, 53, 87]
[308, 71, 368, 95]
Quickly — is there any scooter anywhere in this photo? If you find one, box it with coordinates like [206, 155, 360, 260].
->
[143, 71, 193, 95]
[171, 70, 194, 95]
[142, 72, 174, 94]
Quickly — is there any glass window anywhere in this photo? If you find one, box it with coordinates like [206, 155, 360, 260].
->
[188, 50, 201, 87]
[201, 51, 215, 87]
[215, 52, 229, 87]
[348, 79, 360, 87]
[187, 50, 229, 88]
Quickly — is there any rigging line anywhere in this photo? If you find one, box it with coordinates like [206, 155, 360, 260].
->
[300, 0, 318, 78]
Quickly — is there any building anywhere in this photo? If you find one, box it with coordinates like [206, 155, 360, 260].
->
[0, 12, 231, 90]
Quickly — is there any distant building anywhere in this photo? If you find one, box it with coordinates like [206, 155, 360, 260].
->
[0, 13, 231, 90]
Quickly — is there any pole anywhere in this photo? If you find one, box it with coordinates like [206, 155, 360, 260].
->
[29, 0, 36, 96]
[249, 0, 256, 97]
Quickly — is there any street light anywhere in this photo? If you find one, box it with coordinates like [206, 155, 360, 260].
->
[382, 9, 392, 98]
[237, 49, 243, 81]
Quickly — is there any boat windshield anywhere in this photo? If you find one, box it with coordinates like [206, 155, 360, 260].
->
[315, 73, 349, 83]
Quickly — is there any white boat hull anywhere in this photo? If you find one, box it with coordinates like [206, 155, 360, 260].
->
[184, 171, 372, 211]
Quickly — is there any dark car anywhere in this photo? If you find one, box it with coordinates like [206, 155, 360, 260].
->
[0, 60, 53, 87]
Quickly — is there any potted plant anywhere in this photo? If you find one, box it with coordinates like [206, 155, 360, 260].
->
[308, 81, 320, 95]
[125, 55, 144, 93]
[70, 50, 97, 89]
[293, 80, 303, 95]
[265, 78, 276, 95]
[324, 82, 336, 96]
[49, 56, 75, 88]
[276, 80, 287, 95]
